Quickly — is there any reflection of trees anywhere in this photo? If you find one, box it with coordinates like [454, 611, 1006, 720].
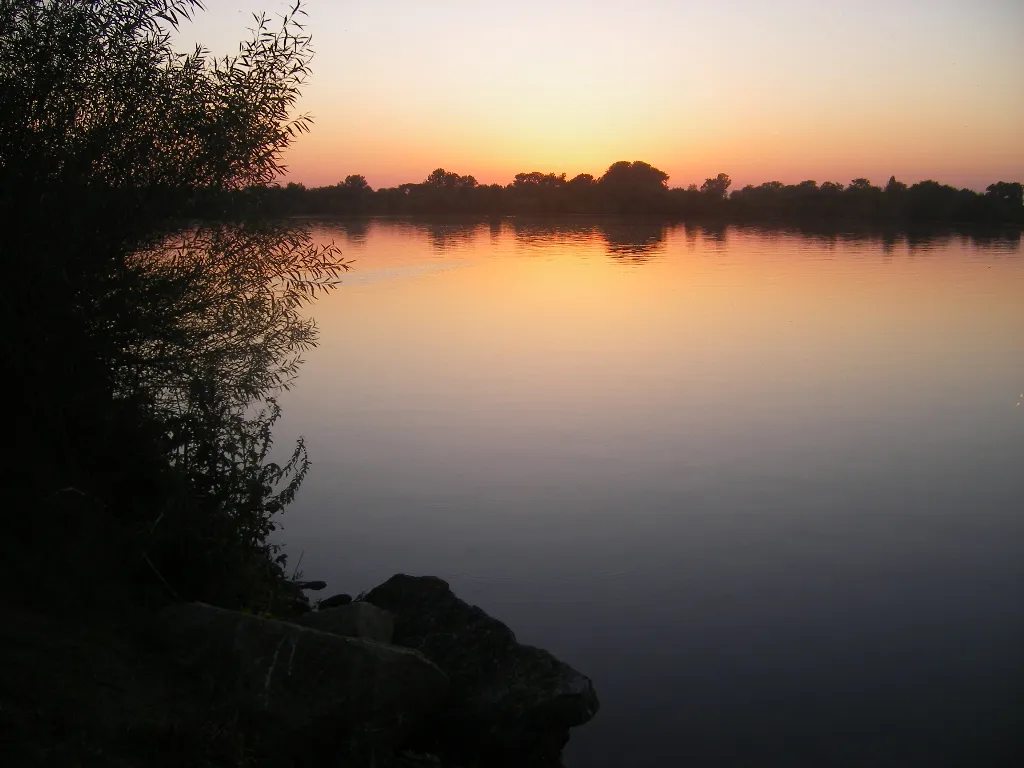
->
[597, 220, 667, 262]
[418, 221, 483, 252]
[338, 218, 370, 244]
[510, 219, 596, 249]
[880, 232, 899, 256]
[507, 218, 668, 262]
[965, 231, 1022, 253]
[905, 230, 945, 252]
[696, 224, 728, 247]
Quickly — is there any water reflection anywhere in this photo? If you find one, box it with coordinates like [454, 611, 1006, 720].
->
[963, 230, 1023, 253]
[337, 218, 370, 244]
[695, 223, 728, 246]
[725, 225, 1023, 257]
[318, 217, 1021, 263]
[507, 218, 668, 262]
[420, 220, 483, 252]
[509, 219, 596, 249]
[284, 220, 1024, 768]
[597, 220, 667, 262]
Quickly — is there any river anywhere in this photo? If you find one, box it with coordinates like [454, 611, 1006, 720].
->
[276, 219, 1024, 766]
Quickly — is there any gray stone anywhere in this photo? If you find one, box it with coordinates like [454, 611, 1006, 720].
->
[319, 592, 353, 610]
[364, 574, 599, 766]
[157, 602, 448, 734]
[295, 602, 395, 643]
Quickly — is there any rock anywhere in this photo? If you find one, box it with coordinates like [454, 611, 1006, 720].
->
[294, 579, 328, 591]
[319, 593, 353, 610]
[364, 575, 599, 767]
[296, 602, 395, 643]
[157, 602, 448, 762]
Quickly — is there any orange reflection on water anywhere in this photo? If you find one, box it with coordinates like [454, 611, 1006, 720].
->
[294, 222, 1022, 455]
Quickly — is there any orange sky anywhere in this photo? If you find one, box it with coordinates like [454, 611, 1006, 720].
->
[183, 0, 1024, 191]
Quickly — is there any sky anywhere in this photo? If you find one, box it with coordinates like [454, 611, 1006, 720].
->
[179, 0, 1024, 191]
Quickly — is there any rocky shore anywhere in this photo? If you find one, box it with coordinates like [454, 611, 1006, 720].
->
[158, 574, 600, 767]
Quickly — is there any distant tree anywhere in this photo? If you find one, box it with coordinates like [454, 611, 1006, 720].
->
[568, 173, 597, 187]
[564, 173, 598, 213]
[599, 161, 670, 212]
[342, 174, 372, 192]
[700, 173, 732, 200]
[600, 161, 669, 191]
[506, 171, 568, 212]
[425, 168, 477, 189]
[983, 181, 1024, 224]
[986, 181, 1023, 207]
[513, 171, 566, 188]
[845, 178, 882, 218]
[884, 175, 908, 194]
[411, 168, 479, 212]
[244, 162, 1022, 224]
[905, 180, 964, 222]
[310, 174, 374, 214]
[847, 178, 878, 192]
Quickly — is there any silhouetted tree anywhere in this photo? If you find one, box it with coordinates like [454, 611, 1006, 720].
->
[508, 171, 568, 213]
[2, 0, 346, 608]
[700, 173, 732, 200]
[567, 173, 599, 212]
[600, 161, 669, 190]
[343, 174, 371, 192]
[599, 160, 670, 212]
[885, 175, 908, 194]
[228, 162, 1021, 225]
[986, 181, 1024, 221]
[425, 168, 478, 190]
[845, 178, 882, 218]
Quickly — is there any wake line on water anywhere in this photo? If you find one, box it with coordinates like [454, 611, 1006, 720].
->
[340, 262, 468, 286]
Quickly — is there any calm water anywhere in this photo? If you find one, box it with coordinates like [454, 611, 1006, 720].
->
[277, 219, 1024, 766]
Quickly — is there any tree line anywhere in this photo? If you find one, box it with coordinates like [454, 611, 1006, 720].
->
[211, 162, 1024, 226]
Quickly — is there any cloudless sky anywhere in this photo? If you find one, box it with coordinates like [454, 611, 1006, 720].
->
[180, 0, 1024, 190]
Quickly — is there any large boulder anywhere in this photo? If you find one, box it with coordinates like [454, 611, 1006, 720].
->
[158, 602, 448, 763]
[319, 592, 353, 610]
[363, 575, 599, 767]
[296, 602, 395, 643]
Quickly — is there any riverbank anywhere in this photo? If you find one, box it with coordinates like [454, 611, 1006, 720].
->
[1, 573, 599, 767]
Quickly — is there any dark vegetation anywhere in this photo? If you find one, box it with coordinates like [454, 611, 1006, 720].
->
[3, 0, 347, 610]
[2, 1, 348, 762]
[222, 166, 1023, 227]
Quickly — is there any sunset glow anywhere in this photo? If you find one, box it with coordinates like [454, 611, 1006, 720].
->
[183, 0, 1024, 190]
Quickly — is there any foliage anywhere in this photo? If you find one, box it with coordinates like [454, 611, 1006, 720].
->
[700, 173, 732, 200]
[0, 0, 314, 190]
[242, 163, 1023, 225]
[1, 0, 347, 610]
